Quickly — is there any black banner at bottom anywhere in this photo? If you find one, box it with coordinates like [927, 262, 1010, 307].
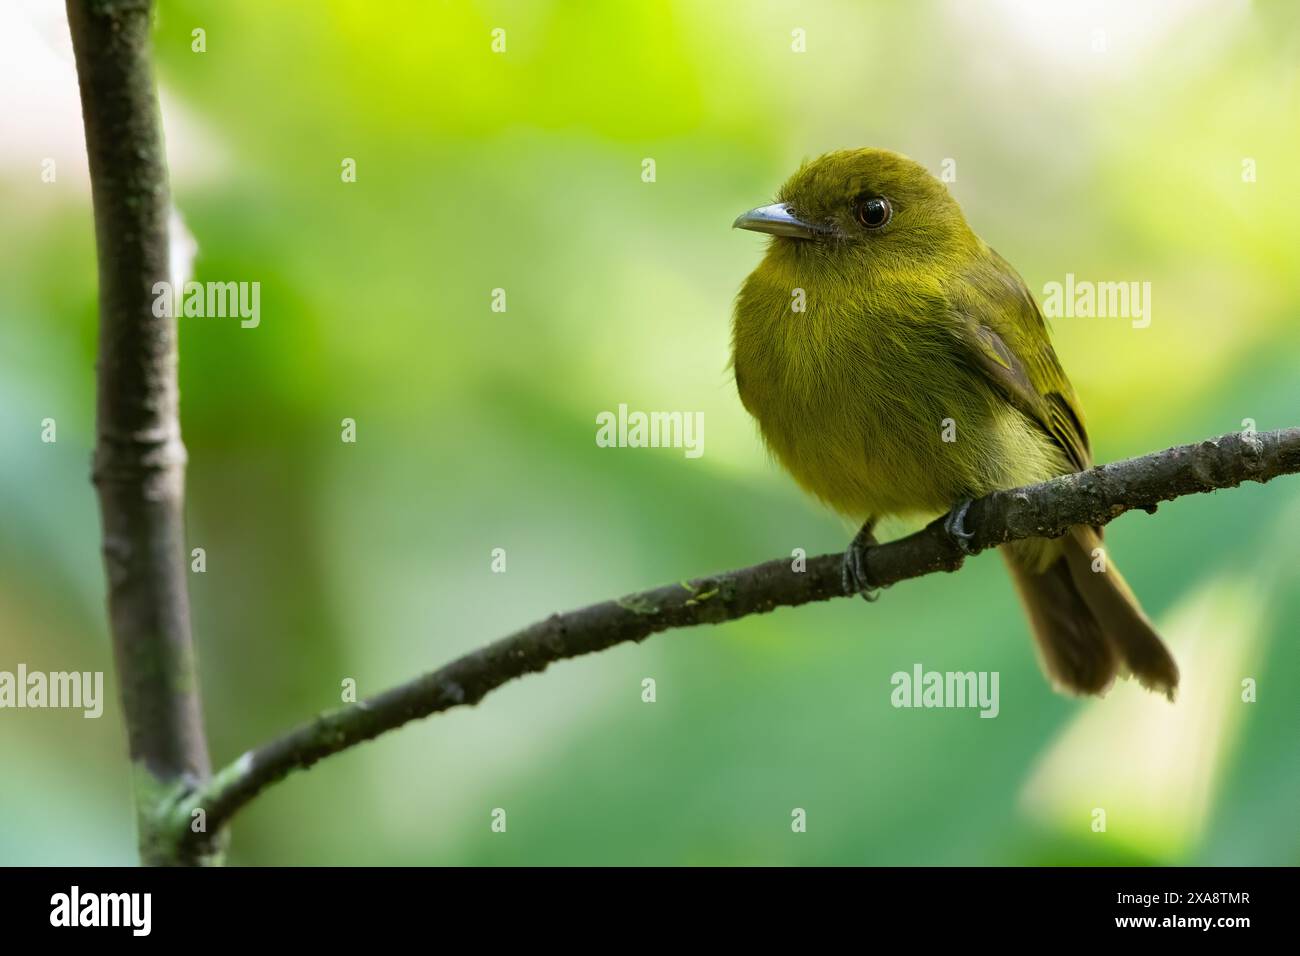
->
[0, 866, 1279, 941]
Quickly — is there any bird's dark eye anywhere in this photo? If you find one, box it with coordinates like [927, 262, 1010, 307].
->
[854, 196, 892, 229]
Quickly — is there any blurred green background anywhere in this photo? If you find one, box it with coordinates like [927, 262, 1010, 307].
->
[1, 0, 1297, 865]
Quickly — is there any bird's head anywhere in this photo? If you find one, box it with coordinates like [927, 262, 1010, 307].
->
[734, 148, 974, 268]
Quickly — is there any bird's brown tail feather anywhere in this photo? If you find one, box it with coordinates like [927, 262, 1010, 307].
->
[1003, 527, 1179, 699]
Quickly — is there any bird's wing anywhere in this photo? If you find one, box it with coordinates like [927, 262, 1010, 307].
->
[945, 246, 1092, 472]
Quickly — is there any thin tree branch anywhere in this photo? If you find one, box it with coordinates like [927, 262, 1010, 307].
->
[174, 427, 1300, 857]
[67, 0, 215, 865]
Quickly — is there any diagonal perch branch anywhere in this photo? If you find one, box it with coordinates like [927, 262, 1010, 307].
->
[170, 426, 1300, 856]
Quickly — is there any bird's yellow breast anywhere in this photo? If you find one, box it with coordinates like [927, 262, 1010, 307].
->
[732, 263, 1066, 523]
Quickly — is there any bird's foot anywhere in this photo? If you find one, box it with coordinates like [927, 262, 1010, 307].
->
[944, 498, 976, 554]
[842, 520, 886, 601]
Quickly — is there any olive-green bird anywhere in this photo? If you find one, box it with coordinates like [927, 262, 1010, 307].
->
[731, 147, 1178, 699]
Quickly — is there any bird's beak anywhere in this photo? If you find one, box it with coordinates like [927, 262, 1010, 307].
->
[732, 202, 828, 239]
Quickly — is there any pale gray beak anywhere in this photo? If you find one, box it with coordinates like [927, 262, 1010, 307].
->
[732, 202, 828, 239]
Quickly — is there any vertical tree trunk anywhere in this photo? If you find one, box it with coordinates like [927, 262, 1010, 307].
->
[66, 0, 214, 866]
